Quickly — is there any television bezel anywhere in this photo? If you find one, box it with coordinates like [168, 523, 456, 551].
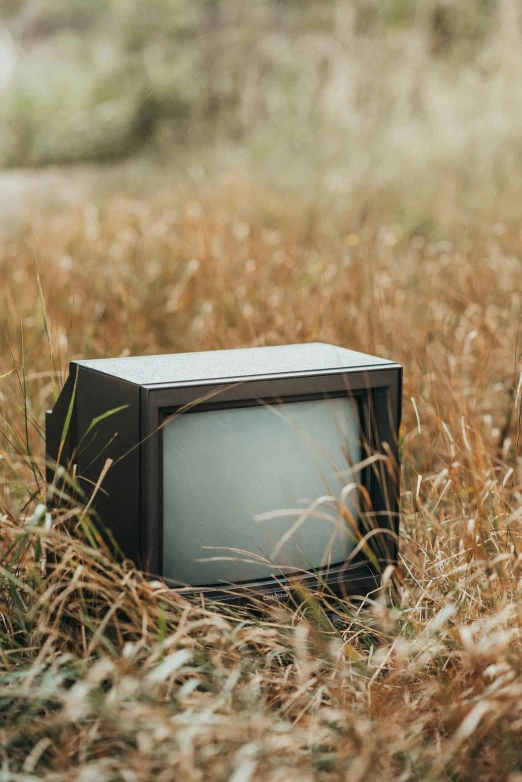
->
[139, 366, 401, 602]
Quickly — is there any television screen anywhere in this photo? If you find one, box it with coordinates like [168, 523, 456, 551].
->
[162, 397, 361, 585]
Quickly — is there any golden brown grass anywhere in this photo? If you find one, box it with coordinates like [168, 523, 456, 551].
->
[1, 173, 522, 780]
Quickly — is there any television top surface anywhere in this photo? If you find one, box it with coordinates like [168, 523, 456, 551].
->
[73, 342, 399, 387]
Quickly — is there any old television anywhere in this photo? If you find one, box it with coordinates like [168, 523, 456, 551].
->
[46, 343, 402, 602]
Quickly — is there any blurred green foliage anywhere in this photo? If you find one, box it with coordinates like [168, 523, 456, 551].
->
[0, 0, 505, 168]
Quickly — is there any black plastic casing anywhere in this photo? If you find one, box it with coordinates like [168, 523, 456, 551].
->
[46, 343, 402, 603]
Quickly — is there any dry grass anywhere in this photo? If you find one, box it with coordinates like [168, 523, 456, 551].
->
[1, 173, 522, 780]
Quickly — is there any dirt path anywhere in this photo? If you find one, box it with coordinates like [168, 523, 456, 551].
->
[0, 166, 97, 222]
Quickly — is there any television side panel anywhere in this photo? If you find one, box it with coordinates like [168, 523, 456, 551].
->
[45, 368, 78, 485]
[75, 367, 141, 563]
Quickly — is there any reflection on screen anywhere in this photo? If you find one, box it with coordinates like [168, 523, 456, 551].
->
[162, 397, 361, 585]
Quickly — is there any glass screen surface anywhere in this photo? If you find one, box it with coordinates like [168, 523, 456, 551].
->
[162, 397, 361, 585]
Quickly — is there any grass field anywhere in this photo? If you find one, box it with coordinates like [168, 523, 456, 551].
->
[0, 170, 521, 781]
[2, 1, 522, 779]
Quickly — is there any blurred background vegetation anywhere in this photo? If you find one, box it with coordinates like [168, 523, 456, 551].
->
[0, 0, 521, 235]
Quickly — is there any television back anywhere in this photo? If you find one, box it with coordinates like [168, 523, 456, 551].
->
[46, 343, 402, 603]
